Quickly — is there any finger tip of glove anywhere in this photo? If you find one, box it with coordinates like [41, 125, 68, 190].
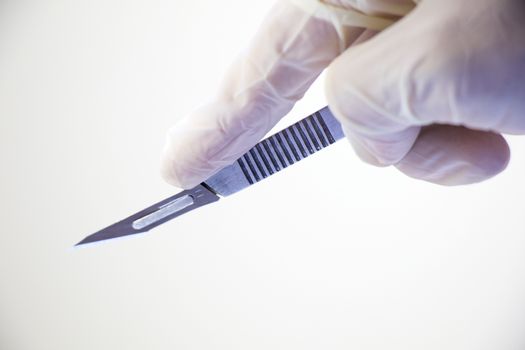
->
[160, 158, 182, 188]
[445, 130, 511, 185]
[478, 132, 510, 179]
[160, 165, 200, 190]
[160, 126, 204, 189]
[160, 151, 200, 190]
[396, 126, 511, 186]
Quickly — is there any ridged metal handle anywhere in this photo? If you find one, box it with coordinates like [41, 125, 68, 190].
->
[237, 110, 337, 185]
[204, 106, 344, 196]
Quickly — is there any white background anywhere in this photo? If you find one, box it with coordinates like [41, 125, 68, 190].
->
[1, 1, 525, 349]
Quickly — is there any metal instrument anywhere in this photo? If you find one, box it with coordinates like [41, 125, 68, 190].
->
[76, 106, 344, 246]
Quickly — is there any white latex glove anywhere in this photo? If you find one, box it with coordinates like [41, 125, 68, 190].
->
[161, 0, 525, 189]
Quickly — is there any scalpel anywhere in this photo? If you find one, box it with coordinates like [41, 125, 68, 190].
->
[75, 106, 343, 246]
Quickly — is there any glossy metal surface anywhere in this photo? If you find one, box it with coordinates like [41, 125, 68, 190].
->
[75, 184, 219, 246]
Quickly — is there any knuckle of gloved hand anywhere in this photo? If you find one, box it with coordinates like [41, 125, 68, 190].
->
[325, 55, 408, 138]
[419, 6, 525, 132]
[412, 0, 525, 130]
[324, 59, 377, 135]
[325, 64, 406, 167]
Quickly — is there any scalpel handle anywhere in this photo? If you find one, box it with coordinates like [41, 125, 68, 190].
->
[204, 106, 344, 196]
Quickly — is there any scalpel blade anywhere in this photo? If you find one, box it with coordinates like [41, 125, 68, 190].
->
[75, 184, 220, 246]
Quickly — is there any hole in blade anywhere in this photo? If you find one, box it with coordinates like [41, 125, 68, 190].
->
[132, 195, 194, 230]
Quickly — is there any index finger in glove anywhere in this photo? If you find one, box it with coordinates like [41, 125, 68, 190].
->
[161, 1, 372, 189]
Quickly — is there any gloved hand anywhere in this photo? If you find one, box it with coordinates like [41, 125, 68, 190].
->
[161, 0, 525, 189]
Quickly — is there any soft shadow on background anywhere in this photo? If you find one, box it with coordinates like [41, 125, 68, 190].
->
[1, 1, 525, 349]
